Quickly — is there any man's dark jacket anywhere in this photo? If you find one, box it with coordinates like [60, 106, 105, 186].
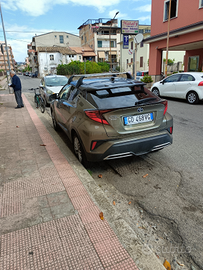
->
[11, 75, 21, 92]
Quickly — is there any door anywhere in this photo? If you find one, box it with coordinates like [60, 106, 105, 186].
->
[55, 84, 71, 125]
[160, 74, 181, 97]
[59, 85, 78, 135]
[176, 74, 195, 98]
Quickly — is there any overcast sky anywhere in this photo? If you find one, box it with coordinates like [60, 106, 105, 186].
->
[0, 0, 151, 62]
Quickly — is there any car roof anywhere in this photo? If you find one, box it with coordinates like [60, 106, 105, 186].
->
[169, 72, 203, 76]
[68, 72, 146, 91]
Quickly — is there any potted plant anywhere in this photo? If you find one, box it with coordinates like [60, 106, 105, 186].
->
[141, 74, 153, 88]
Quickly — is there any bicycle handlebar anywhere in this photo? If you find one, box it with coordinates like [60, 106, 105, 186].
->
[29, 87, 39, 90]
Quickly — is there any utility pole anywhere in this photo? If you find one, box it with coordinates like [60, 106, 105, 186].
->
[165, 0, 172, 77]
[0, 3, 12, 93]
[109, 11, 119, 72]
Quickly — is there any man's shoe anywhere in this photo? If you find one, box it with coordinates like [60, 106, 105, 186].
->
[21, 105, 24, 107]
[15, 106, 21, 109]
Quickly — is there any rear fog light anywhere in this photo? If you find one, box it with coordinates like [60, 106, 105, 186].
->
[168, 127, 173, 134]
[91, 141, 97, 150]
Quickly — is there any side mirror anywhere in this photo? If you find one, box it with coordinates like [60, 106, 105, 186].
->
[49, 93, 58, 101]
[161, 80, 165, 84]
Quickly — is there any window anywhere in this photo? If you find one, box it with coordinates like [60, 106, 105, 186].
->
[110, 41, 114, 48]
[50, 55, 54, 60]
[131, 41, 133, 50]
[59, 35, 64, 43]
[140, 57, 143, 68]
[164, 0, 178, 21]
[59, 85, 71, 99]
[68, 86, 78, 101]
[145, 29, 151, 33]
[54, 35, 57, 38]
[66, 35, 69, 38]
[164, 74, 181, 83]
[188, 56, 199, 71]
[139, 29, 144, 33]
[200, 0, 203, 7]
[98, 41, 102, 48]
[179, 74, 195, 81]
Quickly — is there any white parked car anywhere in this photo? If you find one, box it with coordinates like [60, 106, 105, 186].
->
[151, 72, 203, 104]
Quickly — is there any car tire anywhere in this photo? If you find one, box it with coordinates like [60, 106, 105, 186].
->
[186, 91, 199, 104]
[151, 87, 160, 96]
[51, 110, 59, 131]
[73, 134, 88, 168]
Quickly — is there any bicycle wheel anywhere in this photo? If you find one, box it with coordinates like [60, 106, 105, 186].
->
[34, 94, 38, 108]
[39, 97, 45, 113]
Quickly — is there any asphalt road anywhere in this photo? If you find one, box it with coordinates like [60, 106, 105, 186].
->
[20, 75, 203, 269]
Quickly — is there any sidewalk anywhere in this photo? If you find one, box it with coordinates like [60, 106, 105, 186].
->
[0, 93, 165, 270]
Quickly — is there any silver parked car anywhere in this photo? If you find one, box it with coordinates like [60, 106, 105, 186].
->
[39, 75, 68, 106]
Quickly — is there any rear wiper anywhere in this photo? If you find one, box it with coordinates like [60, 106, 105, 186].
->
[135, 97, 157, 105]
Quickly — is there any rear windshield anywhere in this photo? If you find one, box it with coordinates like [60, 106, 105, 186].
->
[88, 86, 160, 109]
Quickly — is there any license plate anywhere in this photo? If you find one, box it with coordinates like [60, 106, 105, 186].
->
[124, 113, 153, 125]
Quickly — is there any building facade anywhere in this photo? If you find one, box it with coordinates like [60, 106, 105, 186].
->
[0, 42, 16, 72]
[28, 32, 81, 77]
[78, 18, 121, 70]
[119, 25, 151, 76]
[145, 0, 203, 81]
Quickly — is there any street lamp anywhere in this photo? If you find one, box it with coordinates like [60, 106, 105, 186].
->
[109, 11, 119, 72]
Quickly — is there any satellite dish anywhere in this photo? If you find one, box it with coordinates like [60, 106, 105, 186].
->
[134, 33, 143, 44]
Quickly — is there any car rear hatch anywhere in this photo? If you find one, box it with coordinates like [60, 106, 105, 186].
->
[87, 85, 168, 137]
[101, 102, 167, 137]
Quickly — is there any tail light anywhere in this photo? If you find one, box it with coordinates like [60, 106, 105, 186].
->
[162, 100, 168, 115]
[142, 72, 144, 76]
[85, 110, 111, 125]
[198, 81, 203, 86]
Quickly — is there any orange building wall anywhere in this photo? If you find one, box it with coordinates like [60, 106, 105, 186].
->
[151, 0, 203, 36]
[149, 0, 203, 77]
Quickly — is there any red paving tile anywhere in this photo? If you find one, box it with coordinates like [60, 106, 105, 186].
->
[0, 94, 140, 270]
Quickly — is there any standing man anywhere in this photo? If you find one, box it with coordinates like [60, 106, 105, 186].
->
[9, 70, 24, 109]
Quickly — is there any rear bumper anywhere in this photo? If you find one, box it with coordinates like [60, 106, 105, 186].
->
[85, 132, 173, 162]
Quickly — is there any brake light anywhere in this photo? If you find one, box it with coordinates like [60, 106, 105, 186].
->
[162, 100, 168, 115]
[142, 72, 144, 76]
[198, 81, 203, 86]
[85, 110, 110, 125]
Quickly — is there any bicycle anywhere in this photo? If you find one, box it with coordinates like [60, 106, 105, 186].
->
[29, 88, 46, 113]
